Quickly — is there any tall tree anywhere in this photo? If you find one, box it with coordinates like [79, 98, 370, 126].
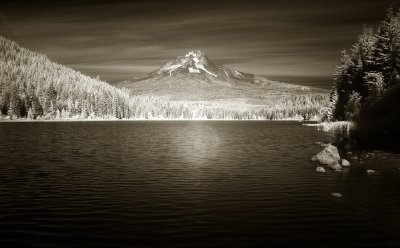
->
[373, 7, 400, 87]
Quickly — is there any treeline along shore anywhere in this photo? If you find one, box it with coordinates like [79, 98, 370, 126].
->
[325, 7, 400, 150]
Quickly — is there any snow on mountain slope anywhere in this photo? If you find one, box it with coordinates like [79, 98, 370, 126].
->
[123, 50, 257, 85]
[158, 50, 218, 77]
[116, 50, 324, 100]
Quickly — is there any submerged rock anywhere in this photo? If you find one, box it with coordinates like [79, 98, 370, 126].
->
[341, 159, 350, 167]
[316, 167, 326, 173]
[328, 161, 342, 171]
[367, 169, 375, 174]
[311, 144, 341, 165]
[331, 192, 343, 198]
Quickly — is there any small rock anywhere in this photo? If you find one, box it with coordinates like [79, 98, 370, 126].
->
[335, 169, 342, 172]
[331, 192, 343, 198]
[341, 159, 350, 167]
[351, 156, 358, 160]
[311, 144, 341, 165]
[316, 167, 326, 173]
[367, 169, 375, 174]
[328, 161, 342, 170]
[347, 151, 353, 155]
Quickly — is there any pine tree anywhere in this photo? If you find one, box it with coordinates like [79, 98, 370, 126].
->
[344, 91, 362, 121]
[350, 27, 377, 101]
[323, 89, 338, 121]
[0, 89, 10, 115]
[27, 108, 34, 119]
[364, 72, 385, 104]
[373, 7, 400, 87]
[7, 84, 22, 118]
[333, 49, 355, 120]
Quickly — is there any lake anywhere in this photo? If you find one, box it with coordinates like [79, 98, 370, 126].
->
[0, 121, 400, 247]
[265, 75, 333, 89]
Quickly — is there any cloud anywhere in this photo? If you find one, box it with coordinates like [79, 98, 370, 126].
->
[0, 0, 395, 82]
[0, 14, 15, 39]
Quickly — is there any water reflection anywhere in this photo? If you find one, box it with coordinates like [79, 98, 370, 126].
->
[169, 123, 221, 167]
[0, 121, 399, 248]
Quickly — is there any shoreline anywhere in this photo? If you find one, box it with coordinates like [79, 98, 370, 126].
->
[0, 118, 317, 123]
[303, 121, 354, 132]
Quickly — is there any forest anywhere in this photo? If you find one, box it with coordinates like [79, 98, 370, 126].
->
[329, 7, 400, 149]
[0, 36, 328, 121]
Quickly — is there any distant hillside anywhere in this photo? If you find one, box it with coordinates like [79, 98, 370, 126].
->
[0, 36, 138, 119]
[0, 37, 329, 120]
[117, 50, 327, 101]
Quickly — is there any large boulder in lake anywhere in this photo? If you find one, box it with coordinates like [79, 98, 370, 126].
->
[311, 144, 341, 165]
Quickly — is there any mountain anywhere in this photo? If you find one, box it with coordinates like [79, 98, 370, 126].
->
[117, 50, 323, 100]
[0, 36, 329, 120]
[155, 50, 256, 83]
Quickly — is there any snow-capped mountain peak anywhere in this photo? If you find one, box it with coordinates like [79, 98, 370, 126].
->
[184, 50, 205, 59]
[132, 50, 257, 85]
[158, 50, 217, 77]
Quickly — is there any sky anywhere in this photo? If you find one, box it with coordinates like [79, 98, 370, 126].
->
[0, 0, 396, 83]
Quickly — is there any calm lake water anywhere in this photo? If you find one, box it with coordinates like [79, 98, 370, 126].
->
[0, 121, 400, 248]
[266, 75, 333, 89]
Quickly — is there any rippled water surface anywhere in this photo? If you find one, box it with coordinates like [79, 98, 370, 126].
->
[1, 121, 400, 247]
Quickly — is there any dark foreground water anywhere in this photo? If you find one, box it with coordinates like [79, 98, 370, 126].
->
[0, 121, 400, 248]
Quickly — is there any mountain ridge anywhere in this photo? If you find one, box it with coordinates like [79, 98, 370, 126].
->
[153, 50, 256, 83]
[121, 50, 258, 85]
[116, 50, 325, 100]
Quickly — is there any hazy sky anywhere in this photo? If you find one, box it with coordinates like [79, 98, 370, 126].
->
[0, 0, 396, 82]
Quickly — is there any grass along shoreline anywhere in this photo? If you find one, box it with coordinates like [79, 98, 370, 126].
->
[304, 121, 354, 132]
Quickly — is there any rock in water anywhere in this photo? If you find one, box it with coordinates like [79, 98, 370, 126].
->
[316, 167, 326, 173]
[331, 192, 343, 198]
[311, 144, 341, 165]
[367, 169, 375, 174]
[341, 159, 351, 167]
[328, 161, 342, 170]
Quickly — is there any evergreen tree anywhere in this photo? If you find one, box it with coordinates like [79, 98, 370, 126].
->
[333, 49, 355, 120]
[344, 91, 362, 121]
[331, 7, 400, 121]
[373, 7, 400, 87]
[364, 72, 385, 104]
[330, 6, 400, 149]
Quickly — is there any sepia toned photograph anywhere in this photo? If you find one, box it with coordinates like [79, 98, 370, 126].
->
[1, 0, 400, 247]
